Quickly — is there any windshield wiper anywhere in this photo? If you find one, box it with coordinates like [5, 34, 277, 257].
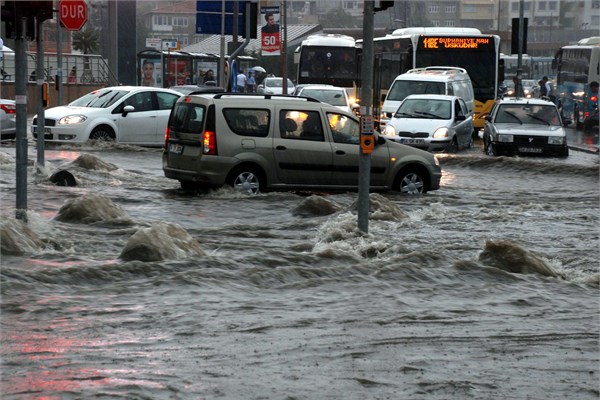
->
[503, 110, 522, 124]
[414, 111, 438, 118]
[526, 114, 551, 125]
[395, 112, 418, 118]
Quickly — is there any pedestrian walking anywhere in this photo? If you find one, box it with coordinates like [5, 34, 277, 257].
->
[236, 70, 247, 93]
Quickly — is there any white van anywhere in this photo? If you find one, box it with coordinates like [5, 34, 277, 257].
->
[380, 66, 475, 128]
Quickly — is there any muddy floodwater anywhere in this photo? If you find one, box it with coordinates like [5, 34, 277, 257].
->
[1, 143, 599, 399]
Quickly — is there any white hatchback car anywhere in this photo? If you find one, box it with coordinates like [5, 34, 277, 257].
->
[0, 98, 16, 141]
[382, 94, 474, 152]
[32, 86, 183, 146]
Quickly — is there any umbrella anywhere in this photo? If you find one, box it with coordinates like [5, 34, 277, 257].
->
[249, 66, 266, 73]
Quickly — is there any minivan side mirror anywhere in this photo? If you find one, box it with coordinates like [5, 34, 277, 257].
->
[455, 114, 466, 121]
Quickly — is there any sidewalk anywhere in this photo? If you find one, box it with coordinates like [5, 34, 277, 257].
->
[567, 128, 599, 154]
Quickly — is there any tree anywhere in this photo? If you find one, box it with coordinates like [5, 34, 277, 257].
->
[72, 28, 99, 75]
[319, 7, 361, 28]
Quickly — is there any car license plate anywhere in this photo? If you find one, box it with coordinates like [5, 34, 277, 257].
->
[169, 143, 183, 154]
[32, 127, 51, 134]
[518, 147, 542, 153]
[400, 138, 424, 145]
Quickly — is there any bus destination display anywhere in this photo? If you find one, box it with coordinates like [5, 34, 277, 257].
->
[420, 36, 492, 50]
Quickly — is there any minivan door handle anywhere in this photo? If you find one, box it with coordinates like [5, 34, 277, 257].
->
[276, 145, 287, 150]
[335, 150, 346, 155]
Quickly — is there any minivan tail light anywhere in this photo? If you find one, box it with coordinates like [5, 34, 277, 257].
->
[164, 127, 170, 149]
[203, 130, 217, 155]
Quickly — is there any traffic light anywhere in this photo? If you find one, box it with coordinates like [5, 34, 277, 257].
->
[374, 1, 394, 11]
[511, 18, 528, 55]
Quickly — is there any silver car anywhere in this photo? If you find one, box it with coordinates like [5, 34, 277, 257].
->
[382, 94, 474, 152]
[256, 77, 295, 95]
[482, 97, 570, 157]
[162, 93, 442, 195]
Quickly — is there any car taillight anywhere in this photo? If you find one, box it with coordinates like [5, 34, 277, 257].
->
[164, 127, 170, 149]
[1, 104, 16, 115]
[591, 95, 598, 103]
[203, 130, 217, 155]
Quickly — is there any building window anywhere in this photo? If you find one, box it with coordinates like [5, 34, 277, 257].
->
[464, 5, 476, 13]
[432, 19, 441, 26]
[549, 1, 557, 10]
[445, 5, 456, 13]
[538, 1, 547, 10]
[524, 1, 531, 11]
[429, 5, 441, 13]
[446, 19, 456, 27]
[593, 0, 600, 8]
[511, 2, 519, 11]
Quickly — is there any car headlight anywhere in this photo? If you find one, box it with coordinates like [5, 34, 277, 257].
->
[548, 136, 565, 145]
[497, 134, 514, 142]
[383, 125, 396, 137]
[58, 115, 87, 125]
[432, 127, 449, 138]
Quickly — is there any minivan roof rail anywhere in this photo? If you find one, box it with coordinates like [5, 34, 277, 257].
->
[407, 66, 468, 75]
[212, 93, 320, 102]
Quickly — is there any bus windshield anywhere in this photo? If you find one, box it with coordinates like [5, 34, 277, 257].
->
[298, 46, 358, 87]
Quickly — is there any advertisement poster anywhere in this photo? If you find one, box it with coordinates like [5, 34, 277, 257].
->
[261, 6, 280, 56]
[140, 59, 161, 87]
[197, 61, 218, 85]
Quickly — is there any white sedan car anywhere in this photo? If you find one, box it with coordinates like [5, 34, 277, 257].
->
[482, 97, 570, 157]
[32, 86, 183, 146]
[1, 98, 16, 141]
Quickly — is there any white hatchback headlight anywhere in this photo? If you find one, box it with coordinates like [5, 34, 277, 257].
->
[497, 134, 514, 142]
[58, 115, 87, 125]
[383, 125, 396, 137]
[432, 127, 449, 138]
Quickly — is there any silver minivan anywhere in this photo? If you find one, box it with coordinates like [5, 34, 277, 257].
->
[162, 93, 442, 195]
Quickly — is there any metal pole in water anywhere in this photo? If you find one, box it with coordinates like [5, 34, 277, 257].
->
[15, 17, 28, 221]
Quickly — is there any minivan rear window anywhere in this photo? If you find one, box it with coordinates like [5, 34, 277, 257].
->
[170, 103, 206, 133]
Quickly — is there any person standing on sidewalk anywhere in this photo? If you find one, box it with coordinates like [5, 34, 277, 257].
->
[236, 70, 247, 93]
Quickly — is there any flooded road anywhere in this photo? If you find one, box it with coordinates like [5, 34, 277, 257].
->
[1, 142, 599, 399]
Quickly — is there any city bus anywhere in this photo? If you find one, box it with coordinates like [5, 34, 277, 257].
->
[530, 56, 555, 80]
[555, 37, 600, 128]
[295, 33, 360, 104]
[365, 27, 501, 132]
[500, 53, 532, 80]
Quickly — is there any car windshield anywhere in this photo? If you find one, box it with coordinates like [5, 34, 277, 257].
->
[387, 80, 445, 101]
[395, 98, 451, 119]
[69, 89, 128, 108]
[495, 104, 560, 126]
[301, 89, 346, 106]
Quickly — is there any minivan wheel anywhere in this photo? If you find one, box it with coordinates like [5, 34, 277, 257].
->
[89, 126, 115, 142]
[395, 168, 426, 194]
[228, 167, 263, 195]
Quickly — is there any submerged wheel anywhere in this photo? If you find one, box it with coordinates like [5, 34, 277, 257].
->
[486, 142, 498, 156]
[227, 166, 264, 195]
[395, 168, 426, 195]
[89, 126, 115, 142]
